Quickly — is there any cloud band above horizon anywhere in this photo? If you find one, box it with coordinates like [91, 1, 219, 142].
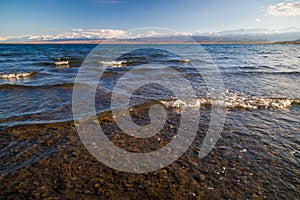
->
[266, 1, 300, 16]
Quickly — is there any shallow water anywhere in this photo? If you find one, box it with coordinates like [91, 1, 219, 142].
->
[0, 44, 299, 199]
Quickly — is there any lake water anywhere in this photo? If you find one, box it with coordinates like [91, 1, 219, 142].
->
[0, 44, 299, 199]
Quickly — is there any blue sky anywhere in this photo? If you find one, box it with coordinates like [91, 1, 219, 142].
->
[0, 0, 299, 39]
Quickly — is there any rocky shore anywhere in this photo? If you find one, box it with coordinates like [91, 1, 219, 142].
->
[1, 108, 298, 199]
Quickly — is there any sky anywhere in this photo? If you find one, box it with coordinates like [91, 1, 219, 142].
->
[0, 0, 300, 40]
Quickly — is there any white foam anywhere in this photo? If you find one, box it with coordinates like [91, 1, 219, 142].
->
[0, 72, 35, 79]
[98, 60, 127, 67]
[55, 60, 69, 65]
[224, 93, 299, 110]
[161, 98, 210, 109]
[160, 94, 299, 110]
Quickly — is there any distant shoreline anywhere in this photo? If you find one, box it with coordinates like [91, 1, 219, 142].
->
[0, 40, 299, 45]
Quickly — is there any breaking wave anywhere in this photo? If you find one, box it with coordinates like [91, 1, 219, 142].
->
[160, 94, 300, 110]
[98, 58, 190, 67]
[0, 72, 37, 79]
[98, 60, 128, 67]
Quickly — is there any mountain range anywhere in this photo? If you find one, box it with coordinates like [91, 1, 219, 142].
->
[1, 27, 299, 43]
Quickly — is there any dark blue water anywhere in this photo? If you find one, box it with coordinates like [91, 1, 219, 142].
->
[0, 44, 299, 127]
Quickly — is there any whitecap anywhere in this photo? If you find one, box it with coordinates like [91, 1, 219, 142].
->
[98, 60, 128, 67]
[55, 60, 69, 65]
[159, 94, 299, 110]
[0, 72, 36, 79]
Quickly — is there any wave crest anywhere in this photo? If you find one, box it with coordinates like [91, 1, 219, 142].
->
[160, 95, 300, 110]
[98, 60, 128, 67]
[0, 72, 37, 79]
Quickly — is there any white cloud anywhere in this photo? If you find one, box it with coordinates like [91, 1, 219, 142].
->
[0, 29, 128, 42]
[137, 30, 161, 38]
[266, 1, 300, 16]
[2, 27, 299, 42]
[28, 35, 42, 40]
[64, 28, 127, 39]
[0, 37, 8, 41]
[125, 29, 191, 39]
[256, 18, 261, 23]
[70, 28, 83, 32]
